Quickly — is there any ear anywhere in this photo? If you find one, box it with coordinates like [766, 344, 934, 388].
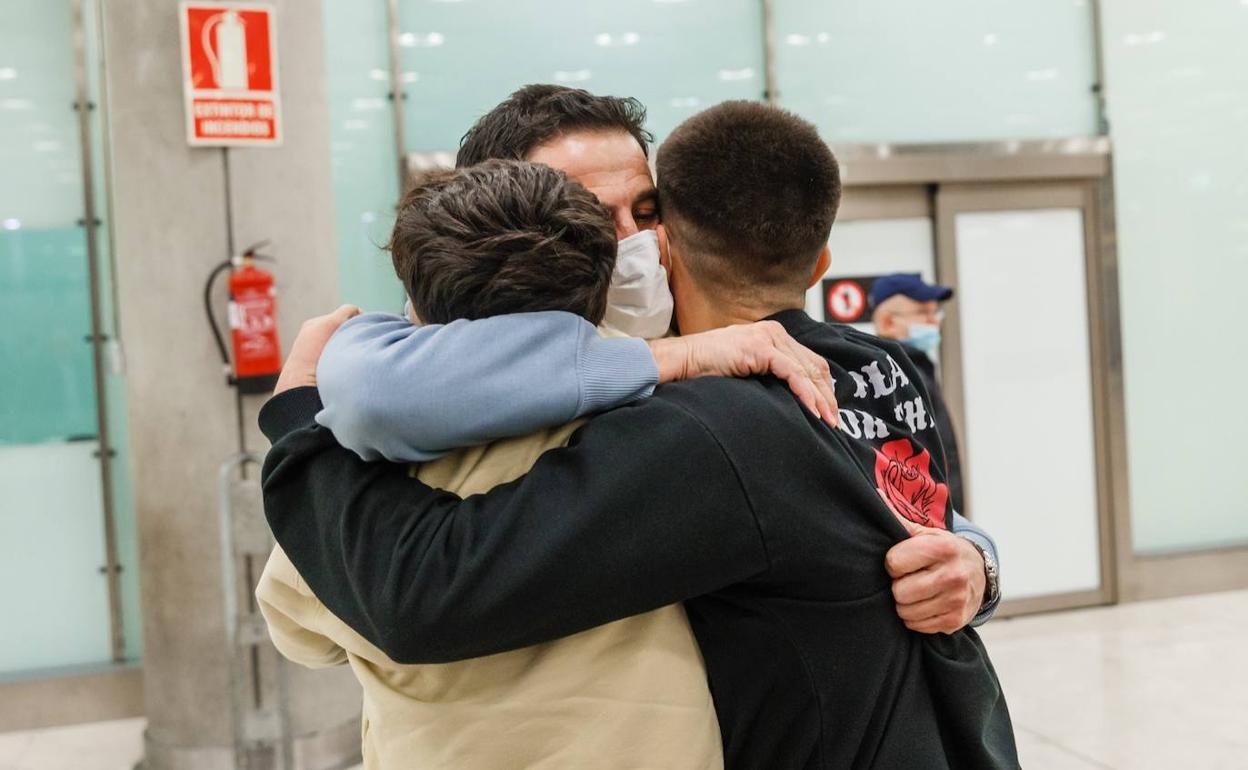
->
[872, 308, 890, 336]
[806, 245, 831, 289]
[656, 224, 672, 274]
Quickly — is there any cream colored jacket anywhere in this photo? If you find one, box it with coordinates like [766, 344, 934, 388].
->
[256, 419, 723, 770]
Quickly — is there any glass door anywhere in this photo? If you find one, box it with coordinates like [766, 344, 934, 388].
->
[935, 182, 1116, 613]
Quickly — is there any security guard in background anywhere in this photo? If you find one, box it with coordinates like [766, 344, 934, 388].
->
[870, 273, 964, 512]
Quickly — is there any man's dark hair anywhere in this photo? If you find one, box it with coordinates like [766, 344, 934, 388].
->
[389, 159, 617, 325]
[456, 84, 653, 167]
[656, 101, 841, 297]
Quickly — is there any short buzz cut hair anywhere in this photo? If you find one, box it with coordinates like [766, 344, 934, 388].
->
[388, 159, 617, 325]
[656, 101, 841, 297]
[456, 84, 653, 167]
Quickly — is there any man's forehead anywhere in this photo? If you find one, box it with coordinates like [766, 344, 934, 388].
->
[527, 130, 653, 196]
[880, 294, 927, 312]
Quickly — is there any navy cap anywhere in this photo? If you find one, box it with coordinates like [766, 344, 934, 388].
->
[869, 272, 954, 308]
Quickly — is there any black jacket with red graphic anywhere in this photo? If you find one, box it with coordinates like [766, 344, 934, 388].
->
[260, 309, 1018, 769]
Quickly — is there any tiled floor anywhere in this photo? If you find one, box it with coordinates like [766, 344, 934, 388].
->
[977, 588, 1248, 769]
[2, 589, 1245, 770]
[0, 719, 363, 770]
[0, 717, 145, 770]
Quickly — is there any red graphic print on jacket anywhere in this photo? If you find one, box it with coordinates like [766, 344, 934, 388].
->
[873, 438, 949, 528]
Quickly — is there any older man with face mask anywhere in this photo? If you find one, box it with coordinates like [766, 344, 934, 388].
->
[465, 84, 675, 339]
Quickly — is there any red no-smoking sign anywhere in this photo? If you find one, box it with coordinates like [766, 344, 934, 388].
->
[825, 279, 867, 323]
[180, 3, 282, 146]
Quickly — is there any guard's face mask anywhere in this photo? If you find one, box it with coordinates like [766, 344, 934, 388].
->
[600, 229, 674, 339]
[904, 322, 942, 357]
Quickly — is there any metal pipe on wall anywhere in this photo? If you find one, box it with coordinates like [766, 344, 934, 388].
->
[386, 0, 410, 187]
[760, 0, 778, 105]
[1089, 0, 1132, 603]
[70, 0, 125, 664]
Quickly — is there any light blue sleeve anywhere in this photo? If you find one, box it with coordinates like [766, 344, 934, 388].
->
[950, 511, 1000, 626]
[314, 311, 659, 463]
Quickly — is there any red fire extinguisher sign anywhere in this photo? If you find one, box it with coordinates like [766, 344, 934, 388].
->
[179, 3, 282, 147]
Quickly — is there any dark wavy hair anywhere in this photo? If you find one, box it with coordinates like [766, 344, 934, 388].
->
[389, 159, 617, 325]
[456, 84, 653, 167]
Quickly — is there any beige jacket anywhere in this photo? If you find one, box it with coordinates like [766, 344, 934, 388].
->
[256, 419, 723, 770]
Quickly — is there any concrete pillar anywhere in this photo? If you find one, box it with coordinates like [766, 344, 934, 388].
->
[101, 1, 360, 767]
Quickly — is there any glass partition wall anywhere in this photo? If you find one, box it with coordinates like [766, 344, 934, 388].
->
[395, 0, 766, 150]
[1097, 0, 1248, 598]
[0, 0, 139, 676]
[323, 0, 406, 312]
[771, 0, 1101, 143]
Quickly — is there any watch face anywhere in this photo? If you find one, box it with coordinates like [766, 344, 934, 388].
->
[984, 557, 1000, 603]
[961, 537, 1000, 610]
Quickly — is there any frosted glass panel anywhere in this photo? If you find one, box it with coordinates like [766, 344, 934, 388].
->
[1100, 1, 1248, 555]
[0, 0, 97, 445]
[0, 228, 97, 444]
[397, 0, 763, 150]
[323, 0, 405, 312]
[773, 0, 1099, 143]
[0, 0, 118, 672]
[955, 209, 1101, 600]
[0, 0, 84, 228]
[0, 443, 113, 673]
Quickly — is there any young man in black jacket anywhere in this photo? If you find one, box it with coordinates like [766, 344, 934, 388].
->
[261, 102, 1018, 768]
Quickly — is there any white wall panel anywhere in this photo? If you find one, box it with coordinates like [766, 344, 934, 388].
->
[955, 208, 1101, 600]
[1101, 0, 1248, 555]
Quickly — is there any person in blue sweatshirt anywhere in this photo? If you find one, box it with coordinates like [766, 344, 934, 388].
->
[260, 100, 1018, 767]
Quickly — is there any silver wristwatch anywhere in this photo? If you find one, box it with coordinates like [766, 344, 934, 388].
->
[965, 539, 1000, 611]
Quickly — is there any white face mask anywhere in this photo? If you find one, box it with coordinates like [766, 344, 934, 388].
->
[600, 229, 674, 339]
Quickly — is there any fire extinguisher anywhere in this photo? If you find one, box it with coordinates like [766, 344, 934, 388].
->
[204, 241, 282, 394]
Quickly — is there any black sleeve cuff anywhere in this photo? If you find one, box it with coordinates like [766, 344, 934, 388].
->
[258, 386, 325, 443]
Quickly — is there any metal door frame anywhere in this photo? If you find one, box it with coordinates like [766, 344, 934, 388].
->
[836, 185, 932, 223]
[831, 139, 1124, 617]
[71, 0, 125, 666]
[934, 181, 1118, 617]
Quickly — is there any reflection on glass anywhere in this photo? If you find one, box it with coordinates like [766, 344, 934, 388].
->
[323, 0, 405, 311]
[0, 0, 95, 444]
[0, 0, 115, 673]
[0, 228, 96, 444]
[396, 0, 764, 150]
[773, 0, 1100, 143]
